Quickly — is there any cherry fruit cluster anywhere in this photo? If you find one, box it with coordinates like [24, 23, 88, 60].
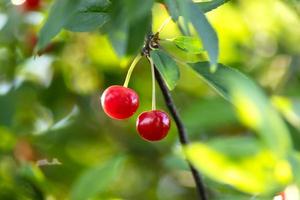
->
[101, 85, 170, 142]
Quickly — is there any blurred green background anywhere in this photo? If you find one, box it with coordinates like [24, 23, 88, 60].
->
[0, 0, 300, 199]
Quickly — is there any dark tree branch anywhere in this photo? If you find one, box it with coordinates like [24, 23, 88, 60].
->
[154, 67, 208, 200]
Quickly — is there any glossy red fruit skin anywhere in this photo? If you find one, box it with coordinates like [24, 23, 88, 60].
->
[101, 85, 139, 120]
[136, 110, 171, 141]
[24, 0, 41, 11]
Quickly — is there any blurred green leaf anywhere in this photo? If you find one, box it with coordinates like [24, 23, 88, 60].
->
[272, 96, 300, 131]
[189, 62, 245, 101]
[38, 0, 109, 50]
[225, 71, 292, 157]
[168, 36, 204, 54]
[18, 164, 45, 185]
[181, 98, 237, 131]
[70, 156, 125, 200]
[0, 127, 15, 151]
[187, 1, 219, 71]
[185, 142, 291, 194]
[190, 62, 291, 156]
[107, 0, 153, 57]
[64, 0, 110, 32]
[165, 0, 229, 22]
[164, 0, 179, 20]
[150, 49, 180, 90]
[190, 62, 292, 156]
[208, 136, 261, 158]
[37, 0, 81, 50]
[64, 13, 109, 32]
[289, 152, 300, 187]
[196, 0, 230, 13]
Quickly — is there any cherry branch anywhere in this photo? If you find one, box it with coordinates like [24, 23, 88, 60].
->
[154, 67, 208, 200]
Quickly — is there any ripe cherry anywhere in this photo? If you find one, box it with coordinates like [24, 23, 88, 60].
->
[136, 110, 171, 141]
[101, 85, 139, 120]
[24, 0, 41, 11]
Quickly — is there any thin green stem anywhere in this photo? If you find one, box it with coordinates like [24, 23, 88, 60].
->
[147, 56, 156, 110]
[123, 54, 142, 88]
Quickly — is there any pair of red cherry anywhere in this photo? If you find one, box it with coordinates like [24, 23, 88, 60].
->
[101, 85, 170, 141]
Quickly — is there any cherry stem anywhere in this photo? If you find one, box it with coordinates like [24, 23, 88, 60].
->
[148, 56, 156, 110]
[123, 54, 142, 88]
[157, 16, 172, 33]
[154, 66, 208, 200]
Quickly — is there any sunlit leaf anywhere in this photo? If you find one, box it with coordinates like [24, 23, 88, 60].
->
[189, 62, 292, 156]
[150, 49, 180, 90]
[272, 96, 300, 131]
[71, 156, 125, 200]
[168, 36, 204, 54]
[165, 0, 219, 71]
[185, 142, 292, 194]
[0, 127, 15, 151]
[225, 72, 292, 157]
[160, 40, 204, 63]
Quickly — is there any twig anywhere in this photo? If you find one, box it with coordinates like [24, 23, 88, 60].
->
[154, 67, 208, 200]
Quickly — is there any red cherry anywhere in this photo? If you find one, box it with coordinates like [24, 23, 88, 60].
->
[101, 85, 139, 120]
[136, 110, 171, 141]
[24, 0, 41, 11]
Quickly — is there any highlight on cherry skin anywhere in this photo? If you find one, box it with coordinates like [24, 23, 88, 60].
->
[136, 110, 171, 141]
[101, 85, 139, 120]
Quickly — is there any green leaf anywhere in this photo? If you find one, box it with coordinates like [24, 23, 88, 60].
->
[150, 49, 180, 90]
[187, 2, 219, 71]
[165, 0, 219, 71]
[196, 0, 230, 13]
[64, 12, 109, 32]
[70, 156, 125, 200]
[164, 0, 180, 21]
[107, 19, 129, 58]
[166, 0, 230, 16]
[208, 136, 261, 158]
[37, 0, 81, 51]
[189, 62, 243, 100]
[289, 152, 300, 187]
[160, 39, 204, 63]
[107, 0, 153, 57]
[189, 62, 292, 156]
[170, 36, 204, 54]
[126, 14, 152, 56]
[37, 0, 109, 50]
[185, 142, 290, 194]
[271, 96, 300, 131]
